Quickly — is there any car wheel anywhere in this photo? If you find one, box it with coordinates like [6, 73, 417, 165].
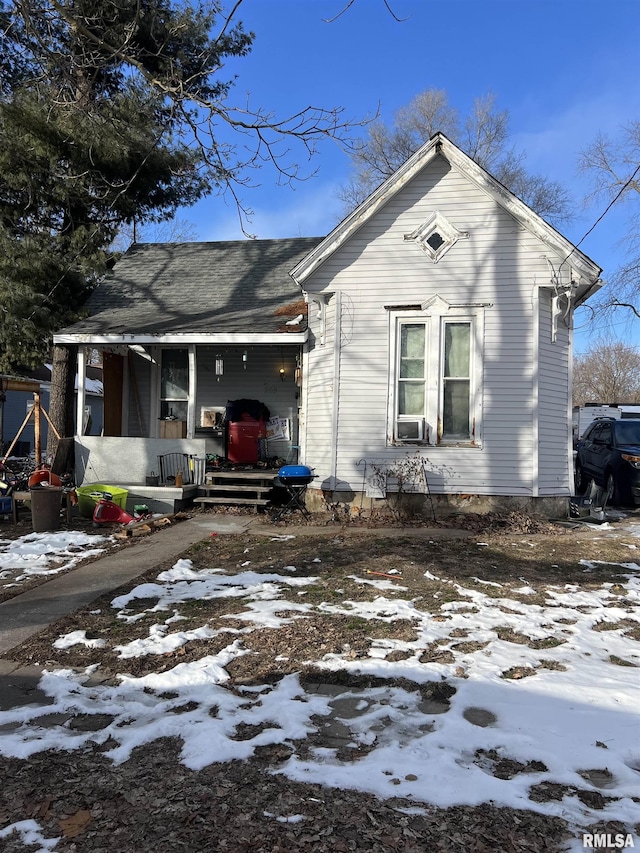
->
[574, 462, 585, 494]
[606, 472, 619, 506]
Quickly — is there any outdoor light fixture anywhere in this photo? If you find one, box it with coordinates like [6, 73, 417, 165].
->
[215, 355, 224, 381]
[279, 366, 286, 381]
[279, 350, 286, 381]
[242, 350, 248, 370]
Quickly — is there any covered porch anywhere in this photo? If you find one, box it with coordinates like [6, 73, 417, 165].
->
[52, 237, 319, 513]
[64, 340, 303, 514]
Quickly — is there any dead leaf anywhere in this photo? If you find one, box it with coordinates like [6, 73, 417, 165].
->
[59, 808, 92, 837]
[36, 796, 53, 819]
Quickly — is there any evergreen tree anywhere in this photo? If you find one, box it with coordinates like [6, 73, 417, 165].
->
[0, 0, 358, 455]
[0, 1, 251, 375]
[0, 84, 209, 371]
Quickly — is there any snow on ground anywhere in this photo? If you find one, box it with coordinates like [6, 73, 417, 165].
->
[0, 530, 112, 588]
[0, 527, 639, 849]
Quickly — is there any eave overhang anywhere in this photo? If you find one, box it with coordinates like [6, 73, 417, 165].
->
[53, 331, 308, 346]
[573, 277, 604, 309]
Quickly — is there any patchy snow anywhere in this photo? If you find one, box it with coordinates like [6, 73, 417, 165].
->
[285, 313, 304, 326]
[1, 533, 639, 847]
[0, 820, 60, 852]
[0, 530, 112, 587]
[53, 631, 106, 650]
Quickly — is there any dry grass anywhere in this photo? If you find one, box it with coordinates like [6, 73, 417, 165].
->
[1, 508, 639, 852]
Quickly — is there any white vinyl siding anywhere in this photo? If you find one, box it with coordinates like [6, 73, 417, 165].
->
[300, 297, 337, 476]
[537, 289, 572, 494]
[301, 154, 574, 498]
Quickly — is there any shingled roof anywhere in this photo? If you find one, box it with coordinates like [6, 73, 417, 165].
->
[57, 237, 322, 340]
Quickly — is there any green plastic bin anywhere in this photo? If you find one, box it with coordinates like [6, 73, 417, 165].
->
[76, 484, 129, 519]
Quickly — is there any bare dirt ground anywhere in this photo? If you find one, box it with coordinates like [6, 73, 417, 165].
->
[1, 506, 639, 852]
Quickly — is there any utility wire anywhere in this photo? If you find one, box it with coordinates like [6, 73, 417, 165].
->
[561, 162, 640, 269]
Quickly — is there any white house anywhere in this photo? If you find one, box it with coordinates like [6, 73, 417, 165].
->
[54, 133, 602, 516]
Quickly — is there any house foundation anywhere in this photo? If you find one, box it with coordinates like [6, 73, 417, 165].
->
[305, 488, 570, 521]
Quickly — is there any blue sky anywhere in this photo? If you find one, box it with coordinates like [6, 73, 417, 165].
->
[178, 0, 640, 354]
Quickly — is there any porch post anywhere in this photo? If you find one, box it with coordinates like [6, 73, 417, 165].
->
[76, 347, 87, 436]
[187, 345, 196, 438]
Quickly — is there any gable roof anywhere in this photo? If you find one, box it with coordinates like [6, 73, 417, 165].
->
[290, 133, 602, 305]
[55, 237, 322, 345]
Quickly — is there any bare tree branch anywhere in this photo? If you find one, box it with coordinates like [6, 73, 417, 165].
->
[338, 88, 574, 225]
[11, 0, 373, 233]
[579, 122, 640, 327]
[573, 333, 640, 405]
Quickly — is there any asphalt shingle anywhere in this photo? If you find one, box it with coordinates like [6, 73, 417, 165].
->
[62, 238, 322, 336]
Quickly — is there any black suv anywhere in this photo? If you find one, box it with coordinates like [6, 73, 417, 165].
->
[575, 418, 640, 506]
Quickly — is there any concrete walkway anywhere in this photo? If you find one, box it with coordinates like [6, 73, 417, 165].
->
[0, 514, 251, 656]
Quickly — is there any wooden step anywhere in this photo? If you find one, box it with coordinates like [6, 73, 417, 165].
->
[204, 470, 277, 483]
[199, 484, 273, 495]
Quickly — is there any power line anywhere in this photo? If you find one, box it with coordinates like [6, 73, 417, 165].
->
[561, 162, 640, 269]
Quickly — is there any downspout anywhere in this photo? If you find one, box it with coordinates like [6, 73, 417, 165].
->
[300, 337, 309, 465]
[531, 284, 540, 497]
[330, 291, 342, 489]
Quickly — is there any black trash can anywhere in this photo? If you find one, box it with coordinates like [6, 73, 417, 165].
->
[30, 486, 62, 533]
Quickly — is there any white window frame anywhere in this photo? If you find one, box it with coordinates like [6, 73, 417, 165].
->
[396, 319, 429, 437]
[156, 346, 196, 436]
[439, 318, 475, 444]
[404, 211, 469, 264]
[387, 301, 483, 447]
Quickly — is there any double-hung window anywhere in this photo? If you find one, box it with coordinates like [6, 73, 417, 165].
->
[394, 318, 430, 443]
[389, 302, 481, 446]
[442, 322, 471, 439]
[398, 323, 427, 422]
